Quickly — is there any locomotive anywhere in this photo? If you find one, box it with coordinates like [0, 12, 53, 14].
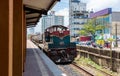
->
[43, 25, 76, 63]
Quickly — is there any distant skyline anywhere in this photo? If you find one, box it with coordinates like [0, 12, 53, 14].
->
[34, 0, 120, 33]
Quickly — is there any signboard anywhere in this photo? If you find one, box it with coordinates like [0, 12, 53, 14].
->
[90, 8, 112, 18]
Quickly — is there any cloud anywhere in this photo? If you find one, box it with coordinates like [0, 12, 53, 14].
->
[34, 19, 42, 33]
[35, 8, 69, 33]
[61, 0, 69, 4]
[34, 0, 120, 33]
[85, 0, 120, 12]
[52, 0, 69, 12]
[55, 8, 69, 26]
[54, 0, 120, 27]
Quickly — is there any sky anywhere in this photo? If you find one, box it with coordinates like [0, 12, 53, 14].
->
[34, 0, 120, 33]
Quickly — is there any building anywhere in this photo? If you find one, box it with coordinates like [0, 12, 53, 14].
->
[90, 8, 120, 40]
[69, 0, 89, 37]
[111, 12, 120, 36]
[90, 8, 112, 39]
[41, 11, 64, 33]
[29, 27, 35, 34]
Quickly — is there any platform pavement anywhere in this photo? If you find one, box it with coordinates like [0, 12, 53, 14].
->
[23, 40, 67, 76]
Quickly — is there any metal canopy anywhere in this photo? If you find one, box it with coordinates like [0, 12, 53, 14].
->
[23, 0, 60, 28]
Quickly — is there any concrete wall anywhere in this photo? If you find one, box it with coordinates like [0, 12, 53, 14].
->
[111, 22, 120, 35]
[111, 12, 120, 35]
[77, 45, 120, 72]
[112, 12, 120, 22]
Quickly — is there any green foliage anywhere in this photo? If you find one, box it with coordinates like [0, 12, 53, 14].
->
[79, 20, 105, 37]
[96, 25, 105, 30]
[75, 57, 115, 76]
[107, 38, 115, 42]
[79, 30, 88, 36]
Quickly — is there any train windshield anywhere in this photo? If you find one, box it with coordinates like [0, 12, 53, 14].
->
[57, 27, 62, 31]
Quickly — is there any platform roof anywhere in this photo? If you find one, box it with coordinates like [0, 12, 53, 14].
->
[23, 0, 60, 28]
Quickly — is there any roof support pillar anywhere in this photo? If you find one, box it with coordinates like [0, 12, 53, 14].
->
[0, 0, 25, 76]
[23, 8, 27, 72]
[13, 0, 23, 76]
[0, 0, 10, 76]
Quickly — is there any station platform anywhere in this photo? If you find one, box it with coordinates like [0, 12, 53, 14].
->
[23, 40, 65, 76]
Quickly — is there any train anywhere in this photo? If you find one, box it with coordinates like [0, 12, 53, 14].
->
[30, 34, 43, 43]
[31, 25, 77, 63]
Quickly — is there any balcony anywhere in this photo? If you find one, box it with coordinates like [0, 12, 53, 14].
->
[73, 15, 88, 19]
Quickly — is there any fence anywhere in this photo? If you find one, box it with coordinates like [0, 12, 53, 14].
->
[77, 45, 120, 72]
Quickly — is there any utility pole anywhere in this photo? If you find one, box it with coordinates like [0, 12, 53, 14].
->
[115, 23, 118, 47]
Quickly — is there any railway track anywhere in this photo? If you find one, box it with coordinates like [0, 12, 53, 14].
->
[71, 63, 94, 76]
[72, 62, 113, 76]
[58, 64, 83, 76]
[58, 63, 95, 76]
[87, 64, 113, 76]
[58, 63, 113, 76]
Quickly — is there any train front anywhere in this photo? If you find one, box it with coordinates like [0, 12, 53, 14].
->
[45, 25, 76, 63]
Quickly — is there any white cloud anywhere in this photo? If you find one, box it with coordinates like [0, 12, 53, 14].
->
[55, 8, 69, 26]
[62, 0, 69, 4]
[34, 0, 120, 33]
[85, 0, 120, 12]
[54, 0, 120, 27]
[35, 19, 42, 33]
[35, 8, 69, 33]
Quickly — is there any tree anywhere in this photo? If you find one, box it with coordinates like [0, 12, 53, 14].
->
[79, 20, 105, 41]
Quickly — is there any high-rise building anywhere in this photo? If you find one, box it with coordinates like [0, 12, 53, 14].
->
[29, 27, 35, 34]
[69, 0, 89, 37]
[41, 11, 64, 33]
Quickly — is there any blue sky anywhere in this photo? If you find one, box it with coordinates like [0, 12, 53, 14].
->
[34, 0, 69, 33]
[52, 0, 69, 11]
[33, 0, 120, 33]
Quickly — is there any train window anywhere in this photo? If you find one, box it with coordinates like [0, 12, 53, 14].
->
[62, 28, 65, 31]
[50, 28, 52, 32]
[45, 32, 50, 42]
[50, 36, 53, 42]
[57, 27, 62, 31]
[46, 29, 49, 32]
[53, 27, 56, 32]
